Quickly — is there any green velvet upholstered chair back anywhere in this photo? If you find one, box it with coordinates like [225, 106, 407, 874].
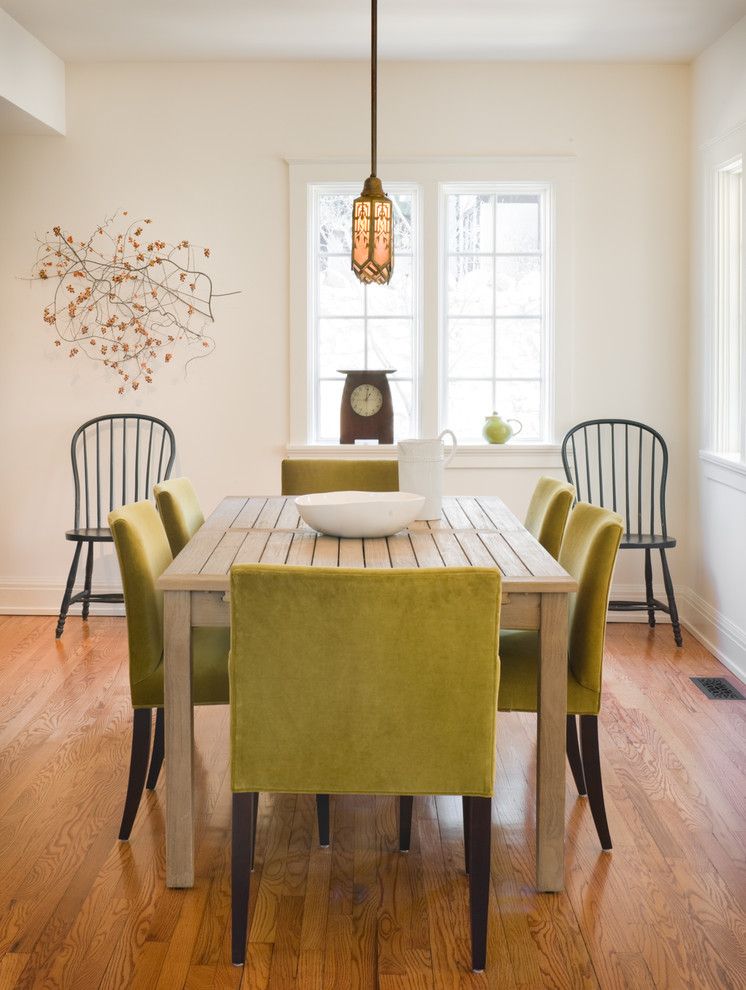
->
[109, 501, 172, 692]
[153, 477, 205, 556]
[558, 503, 623, 697]
[281, 459, 399, 496]
[524, 476, 575, 560]
[229, 565, 501, 797]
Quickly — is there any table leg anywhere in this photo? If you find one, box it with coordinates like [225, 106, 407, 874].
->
[536, 592, 568, 891]
[165, 590, 195, 888]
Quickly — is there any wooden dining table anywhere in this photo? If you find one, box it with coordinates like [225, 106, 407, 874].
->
[156, 493, 577, 892]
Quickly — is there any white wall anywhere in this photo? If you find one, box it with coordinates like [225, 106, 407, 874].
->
[689, 15, 746, 681]
[0, 8, 65, 135]
[0, 60, 690, 611]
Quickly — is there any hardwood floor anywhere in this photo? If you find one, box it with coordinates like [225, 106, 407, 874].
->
[0, 615, 744, 989]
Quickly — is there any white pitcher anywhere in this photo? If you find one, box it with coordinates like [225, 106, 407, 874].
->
[397, 430, 457, 520]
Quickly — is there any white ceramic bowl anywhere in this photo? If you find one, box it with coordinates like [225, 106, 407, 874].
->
[295, 491, 426, 539]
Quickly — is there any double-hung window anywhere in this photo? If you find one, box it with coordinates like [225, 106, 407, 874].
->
[311, 184, 419, 442]
[442, 185, 550, 441]
[712, 156, 744, 460]
[289, 159, 571, 452]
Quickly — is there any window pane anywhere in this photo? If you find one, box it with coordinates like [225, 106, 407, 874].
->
[448, 319, 493, 377]
[318, 193, 353, 254]
[496, 196, 540, 252]
[318, 254, 364, 317]
[318, 319, 364, 377]
[393, 194, 415, 255]
[446, 380, 494, 441]
[494, 380, 542, 441]
[495, 256, 541, 316]
[311, 183, 419, 442]
[714, 161, 743, 456]
[367, 319, 412, 377]
[443, 185, 549, 443]
[318, 379, 345, 442]
[447, 195, 494, 253]
[494, 319, 541, 378]
[366, 256, 413, 317]
[447, 256, 494, 316]
[391, 380, 413, 441]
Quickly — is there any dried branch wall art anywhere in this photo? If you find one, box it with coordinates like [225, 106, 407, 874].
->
[28, 210, 234, 393]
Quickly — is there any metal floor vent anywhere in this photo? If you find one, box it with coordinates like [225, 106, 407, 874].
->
[691, 677, 745, 701]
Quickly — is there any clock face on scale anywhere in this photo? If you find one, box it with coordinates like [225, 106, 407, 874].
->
[338, 369, 395, 444]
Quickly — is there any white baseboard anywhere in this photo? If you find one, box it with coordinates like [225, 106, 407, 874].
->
[2, 576, 744, 686]
[606, 582, 676, 625]
[678, 587, 746, 686]
[0, 580, 125, 617]
[606, 582, 746, 685]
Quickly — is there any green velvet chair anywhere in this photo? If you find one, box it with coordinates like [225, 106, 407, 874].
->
[524, 476, 575, 560]
[281, 458, 398, 495]
[498, 502, 623, 849]
[229, 564, 502, 971]
[153, 477, 205, 556]
[109, 501, 230, 840]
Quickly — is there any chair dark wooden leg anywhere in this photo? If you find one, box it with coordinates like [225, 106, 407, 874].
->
[56, 542, 83, 638]
[119, 708, 153, 840]
[251, 791, 259, 870]
[146, 707, 164, 791]
[467, 796, 491, 972]
[659, 548, 683, 647]
[399, 796, 414, 852]
[579, 715, 612, 851]
[462, 795, 472, 874]
[644, 549, 656, 627]
[81, 540, 95, 621]
[566, 714, 587, 796]
[316, 794, 330, 848]
[232, 791, 256, 966]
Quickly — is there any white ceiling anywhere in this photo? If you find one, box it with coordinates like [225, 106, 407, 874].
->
[3, 0, 746, 63]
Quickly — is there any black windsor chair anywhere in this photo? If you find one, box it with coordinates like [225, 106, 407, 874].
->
[561, 419, 682, 646]
[55, 414, 176, 638]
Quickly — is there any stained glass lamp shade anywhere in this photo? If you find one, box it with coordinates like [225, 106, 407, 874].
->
[352, 176, 394, 285]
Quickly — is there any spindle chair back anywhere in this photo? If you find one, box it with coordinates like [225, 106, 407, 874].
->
[71, 414, 176, 530]
[55, 414, 176, 638]
[560, 418, 682, 645]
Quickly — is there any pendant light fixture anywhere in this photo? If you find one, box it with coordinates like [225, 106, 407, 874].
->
[351, 0, 394, 285]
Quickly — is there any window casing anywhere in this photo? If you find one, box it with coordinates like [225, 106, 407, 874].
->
[712, 157, 744, 460]
[441, 184, 551, 442]
[310, 183, 420, 443]
[289, 159, 573, 454]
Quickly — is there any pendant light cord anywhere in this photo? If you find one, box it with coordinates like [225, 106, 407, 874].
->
[371, 0, 377, 178]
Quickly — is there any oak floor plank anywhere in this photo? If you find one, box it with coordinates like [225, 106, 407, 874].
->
[267, 895, 304, 988]
[351, 795, 380, 989]
[0, 700, 132, 958]
[376, 796, 409, 979]
[250, 794, 298, 944]
[1, 618, 745, 989]
[0, 952, 30, 988]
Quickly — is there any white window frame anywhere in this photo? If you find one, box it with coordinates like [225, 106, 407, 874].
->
[713, 157, 743, 458]
[439, 181, 554, 443]
[307, 181, 422, 444]
[701, 127, 746, 469]
[288, 157, 574, 463]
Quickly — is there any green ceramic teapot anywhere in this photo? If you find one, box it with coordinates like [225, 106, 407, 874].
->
[482, 411, 523, 444]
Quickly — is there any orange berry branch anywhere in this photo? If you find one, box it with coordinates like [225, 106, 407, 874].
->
[29, 210, 234, 393]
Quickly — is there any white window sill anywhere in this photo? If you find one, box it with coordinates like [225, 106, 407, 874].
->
[286, 443, 563, 470]
[699, 450, 746, 477]
[699, 451, 746, 494]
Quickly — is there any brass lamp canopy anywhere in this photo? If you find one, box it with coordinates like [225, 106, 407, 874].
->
[352, 175, 394, 285]
[351, 0, 394, 285]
